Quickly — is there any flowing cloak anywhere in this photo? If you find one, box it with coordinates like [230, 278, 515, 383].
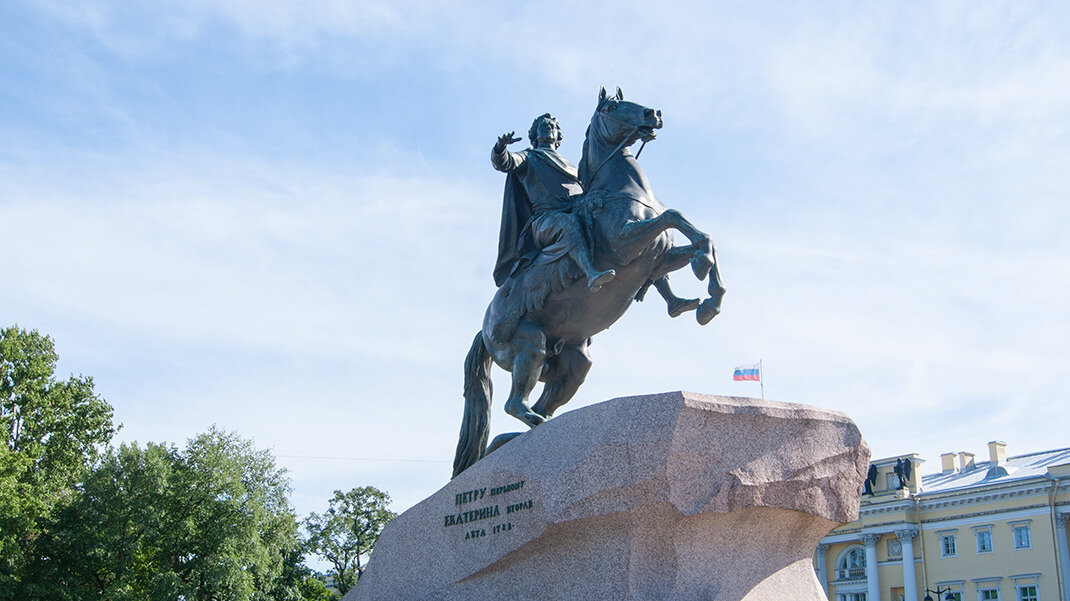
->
[493, 148, 582, 286]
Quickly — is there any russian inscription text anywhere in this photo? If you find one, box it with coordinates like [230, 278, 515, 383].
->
[445, 479, 532, 542]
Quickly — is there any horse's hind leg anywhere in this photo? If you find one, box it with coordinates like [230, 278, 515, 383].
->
[503, 321, 548, 428]
[532, 342, 592, 419]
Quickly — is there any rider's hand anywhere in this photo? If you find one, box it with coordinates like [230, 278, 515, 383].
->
[495, 131, 522, 152]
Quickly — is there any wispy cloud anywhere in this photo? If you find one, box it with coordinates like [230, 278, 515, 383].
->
[3, 0, 1069, 518]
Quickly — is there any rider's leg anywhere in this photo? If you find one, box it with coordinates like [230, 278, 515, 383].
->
[572, 246, 615, 289]
[537, 213, 614, 288]
[653, 276, 700, 318]
[532, 342, 592, 419]
[503, 321, 548, 428]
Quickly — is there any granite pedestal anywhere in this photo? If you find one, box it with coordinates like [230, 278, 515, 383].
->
[345, 391, 870, 601]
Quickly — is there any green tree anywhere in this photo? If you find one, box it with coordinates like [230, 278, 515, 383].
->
[0, 325, 115, 593]
[304, 487, 396, 595]
[38, 428, 308, 601]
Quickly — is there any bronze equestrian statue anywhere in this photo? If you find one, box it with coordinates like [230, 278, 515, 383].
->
[453, 87, 725, 477]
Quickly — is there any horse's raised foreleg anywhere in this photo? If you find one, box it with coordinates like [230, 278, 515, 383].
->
[697, 248, 726, 325]
[615, 209, 715, 280]
[503, 321, 548, 428]
[652, 245, 697, 279]
[642, 250, 701, 317]
[653, 242, 726, 325]
[614, 212, 677, 261]
[655, 209, 717, 280]
[532, 342, 592, 419]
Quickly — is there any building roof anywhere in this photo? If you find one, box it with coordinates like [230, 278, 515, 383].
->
[921, 447, 1070, 493]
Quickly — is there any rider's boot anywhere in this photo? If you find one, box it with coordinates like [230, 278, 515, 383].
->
[574, 250, 615, 289]
[587, 269, 616, 288]
[654, 276, 699, 317]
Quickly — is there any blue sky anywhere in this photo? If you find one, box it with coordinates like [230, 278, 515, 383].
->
[2, 0, 1069, 530]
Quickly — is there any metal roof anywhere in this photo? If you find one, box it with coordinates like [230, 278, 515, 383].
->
[920, 447, 1070, 493]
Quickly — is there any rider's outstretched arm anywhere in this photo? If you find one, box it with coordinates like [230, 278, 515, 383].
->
[492, 131, 525, 173]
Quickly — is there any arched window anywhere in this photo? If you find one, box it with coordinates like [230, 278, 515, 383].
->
[835, 545, 867, 581]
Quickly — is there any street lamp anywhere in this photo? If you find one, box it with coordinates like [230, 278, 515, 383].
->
[924, 586, 956, 601]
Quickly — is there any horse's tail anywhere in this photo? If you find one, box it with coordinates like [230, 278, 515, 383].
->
[452, 331, 493, 478]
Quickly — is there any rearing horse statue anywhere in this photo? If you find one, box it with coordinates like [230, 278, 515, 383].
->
[453, 87, 725, 477]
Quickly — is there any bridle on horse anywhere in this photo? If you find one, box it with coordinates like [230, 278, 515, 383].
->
[584, 101, 648, 185]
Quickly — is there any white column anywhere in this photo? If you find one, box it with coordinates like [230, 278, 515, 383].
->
[896, 529, 919, 601]
[862, 533, 881, 601]
[816, 543, 829, 594]
[1056, 512, 1070, 601]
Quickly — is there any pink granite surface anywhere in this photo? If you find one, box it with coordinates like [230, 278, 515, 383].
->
[345, 391, 870, 601]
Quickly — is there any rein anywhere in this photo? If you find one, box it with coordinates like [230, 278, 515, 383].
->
[585, 98, 654, 185]
[584, 122, 640, 186]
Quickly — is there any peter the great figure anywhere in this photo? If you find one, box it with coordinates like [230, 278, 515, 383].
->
[492, 113, 615, 289]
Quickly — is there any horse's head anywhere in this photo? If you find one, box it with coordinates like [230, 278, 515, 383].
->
[594, 86, 663, 145]
[580, 87, 664, 186]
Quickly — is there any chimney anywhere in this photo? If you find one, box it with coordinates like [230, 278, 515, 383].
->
[941, 453, 958, 474]
[988, 441, 1007, 466]
[958, 451, 975, 471]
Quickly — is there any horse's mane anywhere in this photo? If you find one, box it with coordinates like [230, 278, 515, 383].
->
[579, 124, 593, 186]
[578, 107, 622, 188]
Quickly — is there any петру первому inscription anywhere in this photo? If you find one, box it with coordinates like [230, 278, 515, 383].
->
[453, 479, 525, 506]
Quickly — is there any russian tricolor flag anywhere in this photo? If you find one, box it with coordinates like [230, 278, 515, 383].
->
[733, 363, 761, 381]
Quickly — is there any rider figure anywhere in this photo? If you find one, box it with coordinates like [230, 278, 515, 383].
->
[492, 113, 615, 289]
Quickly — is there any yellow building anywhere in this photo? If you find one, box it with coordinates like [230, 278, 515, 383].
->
[816, 442, 1070, 601]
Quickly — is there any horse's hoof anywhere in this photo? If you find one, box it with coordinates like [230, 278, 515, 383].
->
[697, 298, 721, 325]
[505, 404, 546, 428]
[668, 297, 700, 318]
[691, 255, 713, 280]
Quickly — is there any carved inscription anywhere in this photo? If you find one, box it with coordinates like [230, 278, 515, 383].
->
[445, 479, 532, 542]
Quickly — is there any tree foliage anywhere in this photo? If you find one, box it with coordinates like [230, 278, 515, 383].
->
[304, 487, 396, 595]
[0, 325, 366, 600]
[37, 428, 307, 601]
[0, 325, 115, 592]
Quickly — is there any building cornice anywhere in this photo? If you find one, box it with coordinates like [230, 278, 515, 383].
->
[859, 499, 915, 517]
[919, 505, 1052, 529]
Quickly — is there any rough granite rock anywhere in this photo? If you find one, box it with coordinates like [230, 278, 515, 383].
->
[345, 391, 870, 601]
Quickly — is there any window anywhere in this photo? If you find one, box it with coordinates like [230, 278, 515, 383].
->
[836, 546, 867, 580]
[1016, 585, 1038, 601]
[977, 530, 994, 554]
[941, 533, 957, 557]
[980, 588, 1000, 600]
[837, 594, 867, 601]
[1013, 526, 1031, 550]
[946, 593, 962, 601]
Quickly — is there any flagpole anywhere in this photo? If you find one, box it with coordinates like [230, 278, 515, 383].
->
[759, 359, 764, 400]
